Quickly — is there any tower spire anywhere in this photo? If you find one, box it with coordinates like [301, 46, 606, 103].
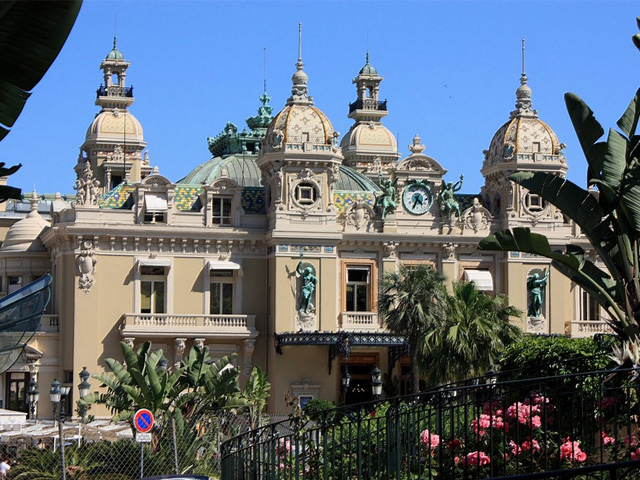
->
[521, 37, 527, 85]
[287, 22, 311, 105]
[263, 47, 267, 95]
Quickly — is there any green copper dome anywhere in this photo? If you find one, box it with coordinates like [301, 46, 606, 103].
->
[106, 37, 125, 60]
[358, 53, 378, 75]
[178, 155, 262, 187]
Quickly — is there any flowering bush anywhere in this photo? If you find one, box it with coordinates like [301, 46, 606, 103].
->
[419, 429, 440, 451]
[559, 437, 587, 463]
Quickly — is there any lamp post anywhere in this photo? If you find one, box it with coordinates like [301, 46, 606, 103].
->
[27, 378, 39, 420]
[341, 366, 351, 405]
[371, 365, 382, 400]
[77, 367, 91, 423]
[51, 379, 70, 480]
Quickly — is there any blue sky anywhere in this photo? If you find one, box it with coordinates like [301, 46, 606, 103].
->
[3, 0, 640, 196]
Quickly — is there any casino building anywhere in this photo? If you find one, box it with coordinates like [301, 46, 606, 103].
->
[0, 38, 607, 416]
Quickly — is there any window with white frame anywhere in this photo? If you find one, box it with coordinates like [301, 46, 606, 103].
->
[212, 196, 232, 225]
[143, 193, 168, 223]
[580, 288, 601, 321]
[346, 266, 371, 311]
[140, 266, 166, 314]
[210, 269, 234, 314]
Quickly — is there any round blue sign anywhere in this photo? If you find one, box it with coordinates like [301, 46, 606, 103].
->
[134, 408, 154, 433]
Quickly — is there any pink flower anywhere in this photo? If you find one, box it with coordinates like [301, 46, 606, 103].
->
[601, 431, 616, 446]
[599, 397, 616, 409]
[506, 402, 542, 428]
[509, 436, 540, 456]
[460, 451, 491, 466]
[276, 438, 291, 455]
[625, 434, 638, 447]
[632, 448, 640, 460]
[471, 414, 506, 436]
[560, 437, 587, 463]
[419, 429, 440, 450]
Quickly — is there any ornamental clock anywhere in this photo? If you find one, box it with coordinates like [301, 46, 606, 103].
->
[402, 180, 432, 215]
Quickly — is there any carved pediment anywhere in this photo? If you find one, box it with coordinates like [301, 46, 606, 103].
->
[396, 154, 445, 174]
[141, 174, 171, 186]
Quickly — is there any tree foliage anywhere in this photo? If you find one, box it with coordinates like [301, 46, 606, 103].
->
[421, 281, 522, 385]
[378, 264, 446, 393]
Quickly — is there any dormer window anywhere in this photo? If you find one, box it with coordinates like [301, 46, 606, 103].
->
[144, 193, 167, 223]
[212, 196, 232, 225]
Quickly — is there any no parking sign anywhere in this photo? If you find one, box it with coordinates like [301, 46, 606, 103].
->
[134, 408, 154, 433]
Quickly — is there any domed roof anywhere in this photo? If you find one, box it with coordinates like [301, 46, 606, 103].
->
[484, 72, 563, 167]
[85, 110, 144, 143]
[178, 155, 262, 187]
[358, 53, 378, 76]
[1, 192, 48, 253]
[264, 44, 336, 148]
[340, 122, 397, 153]
[105, 37, 125, 60]
[335, 165, 382, 192]
[267, 104, 334, 146]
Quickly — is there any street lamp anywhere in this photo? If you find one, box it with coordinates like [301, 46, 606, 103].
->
[341, 366, 351, 390]
[27, 378, 39, 420]
[371, 365, 383, 399]
[50, 379, 69, 480]
[77, 367, 91, 423]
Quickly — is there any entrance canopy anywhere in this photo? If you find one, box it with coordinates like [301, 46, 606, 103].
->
[274, 331, 408, 374]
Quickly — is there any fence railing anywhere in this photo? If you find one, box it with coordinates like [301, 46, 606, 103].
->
[221, 368, 640, 480]
[340, 311, 380, 330]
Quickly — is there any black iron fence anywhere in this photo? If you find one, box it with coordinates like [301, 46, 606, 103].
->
[221, 368, 640, 479]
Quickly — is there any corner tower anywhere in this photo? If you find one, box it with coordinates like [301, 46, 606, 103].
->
[257, 25, 343, 235]
[340, 54, 400, 180]
[76, 38, 150, 193]
[481, 40, 568, 228]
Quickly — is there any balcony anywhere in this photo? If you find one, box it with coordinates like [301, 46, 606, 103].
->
[348, 99, 387, 114]
[570, 320, 614, 338]
[340, 312, 380, 331]
[120, 313, 257, 339]
[96, 85, 134, 98]
[39, 314, 59, 333]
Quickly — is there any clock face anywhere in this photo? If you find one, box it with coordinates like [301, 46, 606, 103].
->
[402, 183, 432, 215]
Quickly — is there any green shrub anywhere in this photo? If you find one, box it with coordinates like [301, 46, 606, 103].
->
[303, 398, 335, 422]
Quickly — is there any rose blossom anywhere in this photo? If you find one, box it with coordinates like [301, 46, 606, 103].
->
[459, 451, 491, 466]
[560, 437, 587, 463]
[420, 429, 440, 450]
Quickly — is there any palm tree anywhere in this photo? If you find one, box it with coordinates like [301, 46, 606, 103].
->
[378, 264, 445, 394]
[421, 281, 522, 386]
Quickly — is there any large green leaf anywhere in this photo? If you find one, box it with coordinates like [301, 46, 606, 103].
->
[601, 129, 628, 191]
[617, 86, 640, 138]
[0, 0, 82, 136]
[565, 92, 605, 173]
[509, 172, 604, 233]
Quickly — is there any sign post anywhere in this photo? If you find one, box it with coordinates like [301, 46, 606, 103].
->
[134, 409, 154, 478]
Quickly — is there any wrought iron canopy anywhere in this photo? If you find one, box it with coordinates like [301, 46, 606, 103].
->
[273, 331, 409, 374]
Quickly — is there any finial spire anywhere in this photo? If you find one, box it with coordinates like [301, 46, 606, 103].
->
[263, 47, 267, 95]
[113, 36, 117, 51]
[297, 22, 302, 66]
[287, 22, 311, 105]
[520, 37, 527, 85]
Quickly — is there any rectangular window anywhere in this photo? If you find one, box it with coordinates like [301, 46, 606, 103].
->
[143, 193, 168, 224]
[580, 289, 600, 321]
[212, 197, 232, 225]
[140, 266, 165, 314]
[8, 276, 22, 294]
[210, 269, 234, 314]
[346, 266, 370, 311]
[5, 372, 28, 413]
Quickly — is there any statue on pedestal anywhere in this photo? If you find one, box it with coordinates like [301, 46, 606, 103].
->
[296, 253, 317, 315]
[527, 270, 549, 318]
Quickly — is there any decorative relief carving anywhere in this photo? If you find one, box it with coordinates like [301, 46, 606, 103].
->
[74, 161, 100, 206]
[383, 241, 397, 258]
[462, 198, 491, 233]
[243, 339, 256, 377]
[76, 240, 97, 294]
[345, 197, 374, 231]
[442, 242, 456, 261]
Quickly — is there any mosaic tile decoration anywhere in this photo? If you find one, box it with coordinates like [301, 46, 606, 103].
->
[99, 183, 136, 208]
[173, 185, 203, 211]
[242, 187, 265, 214]
[333, 191, 377, 215]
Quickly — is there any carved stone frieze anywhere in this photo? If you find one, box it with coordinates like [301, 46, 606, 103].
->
[76, 240, 97, 294]
[462, 198, 492, 233]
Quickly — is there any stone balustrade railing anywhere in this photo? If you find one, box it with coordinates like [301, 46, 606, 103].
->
[40, 314, 59, 332]
[341, 312, 380, 331]
[570, 320, 613, 338]
[121, 313, 257, 338]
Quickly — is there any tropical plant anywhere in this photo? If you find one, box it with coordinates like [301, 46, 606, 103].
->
[0, 1, 82, 201]
[80, 341, 184, 422]
[421, 281, 522, 386]
[378, 264, 446, 393]
[479, 18, 640, 364]
[236, 366, 271, 430]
